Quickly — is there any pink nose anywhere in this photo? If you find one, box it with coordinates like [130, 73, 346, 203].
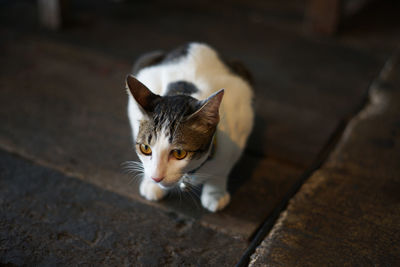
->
[152, 177, 164, 183]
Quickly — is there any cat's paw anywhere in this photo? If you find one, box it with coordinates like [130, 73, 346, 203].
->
[139, 179, 167, 201]
[201, 191, 230, 212]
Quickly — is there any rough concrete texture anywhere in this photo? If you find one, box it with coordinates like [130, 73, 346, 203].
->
[0, 2, 388, 237]
[0, 32, 305, 238]
[1, 0, 399, 265]
[249, 54, 400, 266]
[1, 1, 391, 166]
[0, 150, 247, 266]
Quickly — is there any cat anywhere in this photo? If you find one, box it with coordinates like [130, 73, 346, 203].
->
[126, 42, 254, 212]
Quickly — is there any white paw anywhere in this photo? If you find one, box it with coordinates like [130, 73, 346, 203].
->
[139, 179, 167, 201]
[201, 191, 230, 212]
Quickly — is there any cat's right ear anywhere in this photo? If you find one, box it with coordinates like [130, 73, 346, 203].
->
[126, 75, 161, 113]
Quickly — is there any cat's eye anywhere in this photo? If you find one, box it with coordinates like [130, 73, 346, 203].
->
[172, 149, 187, 160]
[139, 144, 152, 155]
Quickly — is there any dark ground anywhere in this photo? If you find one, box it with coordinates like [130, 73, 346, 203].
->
[0, 0, 399, 266]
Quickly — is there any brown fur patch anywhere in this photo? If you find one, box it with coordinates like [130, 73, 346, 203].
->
[136, 117, 215, 160]
[137, 120, 155, 145]
[135, 92, 219, 160]
[175, 121, 216, 159]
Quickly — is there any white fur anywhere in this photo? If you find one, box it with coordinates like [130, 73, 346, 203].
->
[128, 43, 254, 212]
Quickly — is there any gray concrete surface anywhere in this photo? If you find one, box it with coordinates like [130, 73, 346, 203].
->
[250, 53, 400, 266]
[0, 0, 399, 265]
[0, 150, 246, 266]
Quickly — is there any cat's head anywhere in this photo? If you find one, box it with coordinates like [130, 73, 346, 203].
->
[126, 75, 224, 188]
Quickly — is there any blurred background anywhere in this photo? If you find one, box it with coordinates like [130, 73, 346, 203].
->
[1, 0, 399, 266]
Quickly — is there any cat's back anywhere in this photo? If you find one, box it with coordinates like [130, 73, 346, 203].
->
[133, 43, 251, 99]
[130, 42, 254, 149]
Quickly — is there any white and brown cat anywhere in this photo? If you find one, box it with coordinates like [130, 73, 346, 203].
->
[126, 43, 254, 212]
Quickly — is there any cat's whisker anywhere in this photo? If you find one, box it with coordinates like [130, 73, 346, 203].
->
[121, 160, 144, 167]
[126, 43, 254, 212]
[179, 181, 199, 209]
[121, 161, 144, 173]
[122, 167, 141, 172]
[123, 165, 143, 171]
[128, 176, 138, 186]
[174, 186, 183, 207]
[126, 168, 144, 174]
[183, 182, 201, 198]
[121, 161, 144, 186]
[127, 173, 143, 186]
[124, 169, 144, 177]
[185, 187, 201, 210]
[176, 176, 201, 209]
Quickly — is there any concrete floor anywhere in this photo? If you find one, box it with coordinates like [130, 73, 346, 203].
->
[0, 0, 399, 265]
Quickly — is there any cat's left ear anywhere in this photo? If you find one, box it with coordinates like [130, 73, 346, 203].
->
[187, 89, 224, 126]
[126, 75, 161, 113]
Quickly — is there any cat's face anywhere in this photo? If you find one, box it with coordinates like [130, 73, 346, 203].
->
[127, 75, 223, 188]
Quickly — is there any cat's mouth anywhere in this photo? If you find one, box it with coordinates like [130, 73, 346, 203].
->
[158, 183, 175, 189]
[156, 175, 185, 189]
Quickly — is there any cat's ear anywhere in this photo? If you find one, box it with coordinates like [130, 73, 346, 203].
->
[187, 89, 224, 126]
[126, 75, 161, 113]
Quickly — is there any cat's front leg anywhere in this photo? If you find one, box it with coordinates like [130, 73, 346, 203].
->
[201, 177, 230, 212]
[139, 179, 168, 201]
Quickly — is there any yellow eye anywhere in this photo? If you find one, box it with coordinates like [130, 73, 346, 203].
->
[139, 144, 152, 155]
[172, 149, 187, 160]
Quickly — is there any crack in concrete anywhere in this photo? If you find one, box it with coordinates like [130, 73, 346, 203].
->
[236, 51, 399, 267]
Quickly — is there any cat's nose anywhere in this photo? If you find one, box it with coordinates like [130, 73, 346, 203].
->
[152, 177, 164, 183]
